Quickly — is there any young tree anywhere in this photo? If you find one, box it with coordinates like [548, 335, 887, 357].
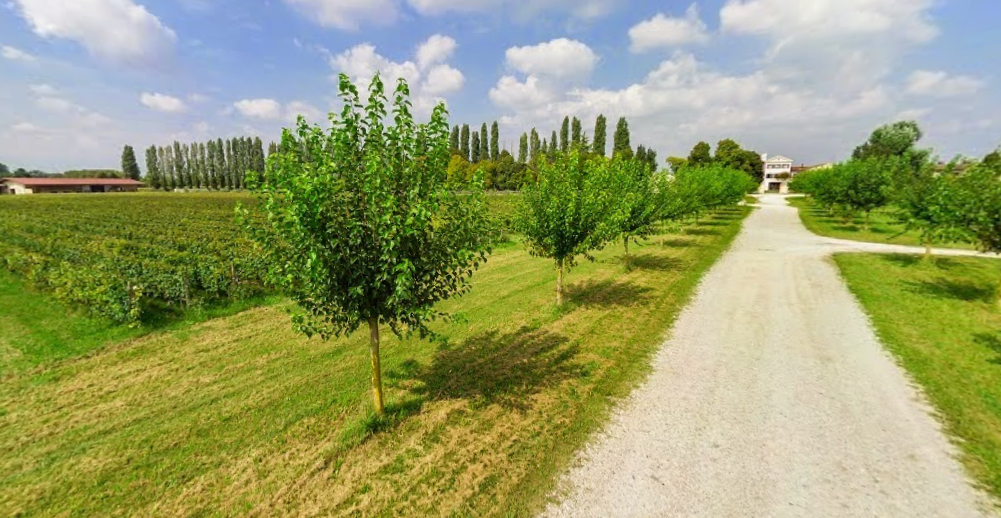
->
[636, 145, 647, 166]
[517, 151, 625, 305]
[144, 145, 161, 189]
[164, 145, 176, 190]
[550, 130, 559, 159]
[954, 161, 1001, 307]
[593, 114, 607, 157]
[895, 160, 966, 258]
[479, 123, 489, 162]
[121, 145, 141, 180]
[541, 138, 548, 157]
[571, 117, 582, 148]
[518, 133, 528, 164]
[471, 131, 481, 162]
[616, 157, 670, 268]
[560, 116, 570, 152]
[688, 141, 713, 167]
[240, 74, 493, 413]
[490, 121, 500, 161]
[460, 124, 471, 161]
[613, 117, 632, 159]
[529, 129, 541, 163]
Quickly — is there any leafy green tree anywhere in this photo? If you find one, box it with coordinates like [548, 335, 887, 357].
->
[560, 116, 570, 152]
[0, 163, 9, 177]
[224, 139, 234, 189]
[666, 156, 688, 172]
[714, 139, 764, 182]
[460, 124, 470, 161]
[516, 151, 625, 305]
[471, 131, 481, 162]
[164, 145, 176, 190]
[450, 125, 460, 153]
[268, 141, 278, 157]
[490, 121, 500, 160]
[144, 145, 161, 189]
[617, 157, 670, 268]
[205, 141, 216, 189]
[530, 129, 540, 163]
[121, 145, 141, 181]
[541, 139, 548, 157]
[550, 130, 559, 159]
[480, 123, 489, 162]
[518, 133, 528, 163]
[593, 114, 607, 157]
[688, 141, 713, 167]
[613, 117, 632, 159]
[984, 147, 1001, 169]
[571, 117, 582, 148]
[215, 138, 227, 189]
[636, 146, 647, 166]
[894, 160, 967, 258]
[240, 74, 493, 413]
[954, 161, 1001, 307]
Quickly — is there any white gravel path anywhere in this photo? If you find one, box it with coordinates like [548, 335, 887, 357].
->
[542, 194, 998, 518]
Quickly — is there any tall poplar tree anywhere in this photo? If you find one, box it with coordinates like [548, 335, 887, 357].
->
[215, 138, 227, 189]
[471, 131, 481, 162]
[225, 139, 235, 190]
[571, 117, 582, 148]
[593, 114, 607, 157]
[121, 145, 141, 180]
[145, 145, 161, 189]
[205, 140, 216, 189]
[518, 133, 528, 163]
[530, 128, 541, 163]
[613, 117, 632, 159]
[172, 142, 186, 188]
[560, 116, 570, 152]
[164, 145, 176, 190]
[490, 121, 500, 160]
[460, 124, 471, 161]
[479, 123, 489, 162]
[551, 130, 559, 158]
[450, 125, 460, 153]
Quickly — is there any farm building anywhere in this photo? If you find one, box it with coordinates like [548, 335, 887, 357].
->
[0, 178, 144, 195]
[757, 155, 833, 193]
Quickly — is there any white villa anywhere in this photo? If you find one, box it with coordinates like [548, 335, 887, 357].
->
[759, 154, 794, 193]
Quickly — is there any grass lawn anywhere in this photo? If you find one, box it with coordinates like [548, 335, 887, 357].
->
[835, 253, 1001, 501]
[789, 196, 975, 250]
[0, 206, 749, 517]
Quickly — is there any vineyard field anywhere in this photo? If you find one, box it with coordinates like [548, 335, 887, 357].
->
[0, 192, 266, 325]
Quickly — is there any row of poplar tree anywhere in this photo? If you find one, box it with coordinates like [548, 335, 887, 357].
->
[141, 137, 273, 191]
[449, 115, 659, 173]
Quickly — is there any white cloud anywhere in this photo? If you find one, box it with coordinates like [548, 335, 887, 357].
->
[285, 100, 325, 123]
[36, 96, 76, 113]
[29, 83, 58, 96]
[188, 93, 210, 103]
[489, 75, 557, 110]
[416, 34, 456, 70]
[328, 34, 465, 115]
[11, 0, 176, 65]
[140, 92, 187, 113]
[505, 38, 597, 80]
[12, 122, 42, 133]
[905, 70, 984, 98]
[2, 44, 36, 61]
[234, 98, 283, 120]
[281, 0, 397, 30]
[629, 4, 710, 52]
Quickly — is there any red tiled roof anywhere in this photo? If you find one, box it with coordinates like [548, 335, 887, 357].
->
[1, 178, 144, 186]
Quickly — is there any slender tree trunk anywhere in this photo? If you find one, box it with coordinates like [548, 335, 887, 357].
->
[864, 211, 871, 231]
[623, 236, 630, 269]
[368, 317, 385, 414]
[556, 258, 564, 306]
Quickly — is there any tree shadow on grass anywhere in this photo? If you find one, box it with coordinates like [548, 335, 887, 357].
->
[658, 237, 692, 248]
[566, 278, 652, 308]
[395, 326, 584, 411]
[627, 254, 685, 272]
[682, 227, 720, 237]
[905, 278, 995, 303]
[974, 333, 1001, 366]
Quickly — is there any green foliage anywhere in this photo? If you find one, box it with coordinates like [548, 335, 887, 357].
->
[894, 160, 969, 249]
[460, 124, 471, 161]
[530, 129, 541, 163]
[714, 139, 763, 182]
[490, 121, 500, 161]
[62, 169, 121, 178]
[240, 74, 494, 412]
[480, 123, 489, 163]
[516, 151, 625, 303]
[612, 117, 631, 159]
[518, 133, 528, 163]
[144, 146, 161, 189]
[791, 158, 897, 225]
[560, 116, 570, 152]
[450, 125, 460, 153]
[471, 131, 481, 162]
[687, 141, 713, 167]
[955, 161, 1001, 255]
[593, 114, 607, 157]
[571, 117, 582, 148]
[121, 145, 142, 181]
[666, 156, 687, 172]
[852, 120, 931, 171]
[0, 162, 9, 177]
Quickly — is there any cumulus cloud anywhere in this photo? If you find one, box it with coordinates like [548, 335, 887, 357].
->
[2, 44, 36, 61]
[328, 34, 465, 114]
[11, 0, 176, 65]
[505, 38, 597, 80]
[629, 4, 710, 52]
[140, 92, 188, 113]
[905, 70, 984, 98]
[281, 0, 397, 30]
[234, 99, 284, 120]
[285, 100, 324, 123]
[29, 84, 58, 96]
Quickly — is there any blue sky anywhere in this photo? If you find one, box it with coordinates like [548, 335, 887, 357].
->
[0, 0, 998, 172]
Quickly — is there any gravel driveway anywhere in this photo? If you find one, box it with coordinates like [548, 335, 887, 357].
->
[542, 194, 998, 518]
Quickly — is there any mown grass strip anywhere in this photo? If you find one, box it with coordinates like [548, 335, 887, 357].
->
[0, 206, 748, 517]
[835, 253, 1001, 503]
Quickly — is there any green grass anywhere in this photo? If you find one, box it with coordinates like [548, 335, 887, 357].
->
[835, 253, 1001, 501]
[789, 197, 975, 250]
[0, 206, 750, 517]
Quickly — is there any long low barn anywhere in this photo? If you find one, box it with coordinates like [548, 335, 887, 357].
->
[0, 178, 144, 195]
